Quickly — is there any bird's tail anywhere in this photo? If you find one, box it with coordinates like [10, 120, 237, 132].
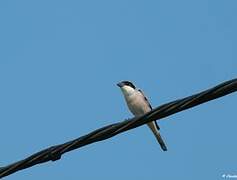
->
[147, 122, 167, 151]
[153, 130, 167, 151]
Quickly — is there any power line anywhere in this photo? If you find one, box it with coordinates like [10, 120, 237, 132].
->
[1, 78, 237, 178]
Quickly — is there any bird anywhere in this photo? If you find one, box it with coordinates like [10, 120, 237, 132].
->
[117, 80, 167, 151]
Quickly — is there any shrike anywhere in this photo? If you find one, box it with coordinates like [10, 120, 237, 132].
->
[117, 81, 167, 151]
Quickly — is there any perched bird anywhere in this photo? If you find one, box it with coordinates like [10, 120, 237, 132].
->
[117, 81, 167, 151]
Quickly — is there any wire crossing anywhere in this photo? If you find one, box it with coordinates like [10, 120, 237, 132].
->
[1, 78, 237, 178]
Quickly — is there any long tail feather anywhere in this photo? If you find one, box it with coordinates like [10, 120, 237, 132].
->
[147, 121, 168, 151]
[154, 131, 167, 151]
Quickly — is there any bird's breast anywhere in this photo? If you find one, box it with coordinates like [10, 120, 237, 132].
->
[125, 93, 150, 116]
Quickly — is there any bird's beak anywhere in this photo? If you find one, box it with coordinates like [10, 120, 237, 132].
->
[117, 82, 123, 87]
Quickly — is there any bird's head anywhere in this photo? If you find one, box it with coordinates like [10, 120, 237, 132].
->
[117, 81, 136, 96]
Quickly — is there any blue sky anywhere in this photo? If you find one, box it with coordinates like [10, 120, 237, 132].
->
[0, 0, 237, 179]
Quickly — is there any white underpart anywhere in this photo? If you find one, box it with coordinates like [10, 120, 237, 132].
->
[121, 85, 136, 96]
[120, 85, 149, 116]
[120, 85, 160, 138]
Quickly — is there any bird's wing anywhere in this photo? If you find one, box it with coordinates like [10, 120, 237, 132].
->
[138, 89, 152, 110]
[138, 89, 160, 130]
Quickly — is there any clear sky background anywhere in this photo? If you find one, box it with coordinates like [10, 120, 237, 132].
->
[0, 0, 237, 179]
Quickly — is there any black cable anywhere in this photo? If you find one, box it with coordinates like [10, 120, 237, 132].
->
[1, 78, 237, 178]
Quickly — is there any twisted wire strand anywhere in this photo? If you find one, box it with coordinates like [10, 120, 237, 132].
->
[1, 78, 237, 178]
